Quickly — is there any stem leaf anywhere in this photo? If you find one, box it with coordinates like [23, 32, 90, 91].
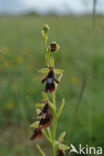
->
[37, 144, 46, 156]
[42, 129, 52, 143]
[57, 98, 65, 118]
[49, 101, 57, 117]
[49, 101, 56, 110]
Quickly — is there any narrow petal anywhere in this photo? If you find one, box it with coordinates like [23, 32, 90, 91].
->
[42, 77, 47, 83]
[53, 76, 59, 84]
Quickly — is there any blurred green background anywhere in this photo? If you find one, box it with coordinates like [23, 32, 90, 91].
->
[0, 15, 104, 155]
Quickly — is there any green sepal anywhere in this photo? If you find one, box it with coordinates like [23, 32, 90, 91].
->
[35, 103, 45, 108]
[38, 68, 49, 74]
[54, 69, 64, 74]
[56, 44, 60, 51]
[59, 143, 70, 151]
[36, 108, 41, 115]
[30, 121, 39, 128]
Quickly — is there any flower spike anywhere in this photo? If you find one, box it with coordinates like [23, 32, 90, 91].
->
[30, 24, 69, 156]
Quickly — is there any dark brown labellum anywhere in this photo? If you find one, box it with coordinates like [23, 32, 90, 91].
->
[30, 128, 42, 140]
[57, 150, 65, 156]
[39, 103, 49, 116]
[50, 43, 57, 52]
[39, 112, 53, 129]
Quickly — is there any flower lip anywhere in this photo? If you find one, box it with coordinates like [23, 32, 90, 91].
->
[47, 77, 53, 84]
[57, 150, 65, 156]
[39, 103, 50, 116]
[39, 103, 53, 128]
[30, 128, 42, 140]
[30, 103, 53, 141]
[39, 113, 52, 129]
[50, 42, 57, 52]
[45, 82, 55, 93]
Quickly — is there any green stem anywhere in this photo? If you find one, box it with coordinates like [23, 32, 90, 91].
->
[52, 118, 57, 141]
[43, 33, 49, 67]
[51, 118, 57, 156]
[52, 91, 56, 105]
[52, 144, 55, 156]
[43, 34, 47, 51]
[42, 28, 60, 156]
[51, 91, 57, 156]
[46, 127, 52, 139]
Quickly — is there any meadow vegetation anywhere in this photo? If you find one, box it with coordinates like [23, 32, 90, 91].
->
[0, 15, 104, 155]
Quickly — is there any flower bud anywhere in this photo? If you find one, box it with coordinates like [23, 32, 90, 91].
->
[43, 24, 50, 33]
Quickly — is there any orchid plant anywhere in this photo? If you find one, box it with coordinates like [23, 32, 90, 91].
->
[30, 24, 70, 156]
